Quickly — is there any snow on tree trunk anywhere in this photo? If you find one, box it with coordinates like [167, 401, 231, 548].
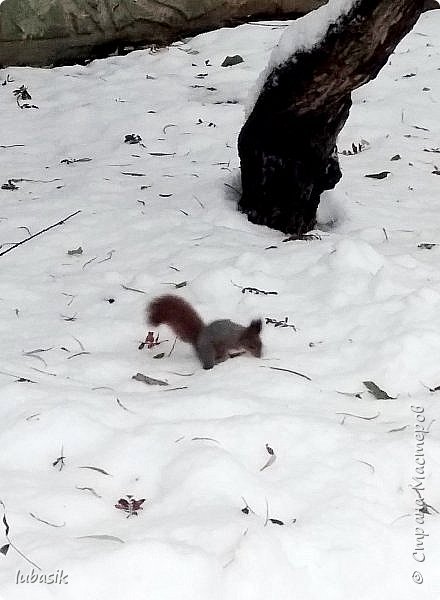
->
[238, 0, 425, 235]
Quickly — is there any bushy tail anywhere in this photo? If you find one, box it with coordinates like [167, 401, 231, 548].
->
[148, 294, 204, 344]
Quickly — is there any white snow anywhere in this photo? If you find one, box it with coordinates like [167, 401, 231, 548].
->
[0, 8, 440, 600]
[271, 0, 356, 67]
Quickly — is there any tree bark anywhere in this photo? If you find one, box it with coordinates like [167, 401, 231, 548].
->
[0, 0, 328, 67]
[238, 0, 425, 235]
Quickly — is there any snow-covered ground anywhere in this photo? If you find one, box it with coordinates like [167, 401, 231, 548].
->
[1, 8, 439, 600]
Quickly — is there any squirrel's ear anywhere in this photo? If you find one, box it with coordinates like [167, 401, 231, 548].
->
[249, 318, 262, 334]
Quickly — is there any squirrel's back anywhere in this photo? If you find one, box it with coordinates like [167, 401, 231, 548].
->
[147, 294, 262, 369]
[148, 294, 204, 344]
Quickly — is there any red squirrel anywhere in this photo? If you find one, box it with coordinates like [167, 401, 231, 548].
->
[148, 294, 262, 369]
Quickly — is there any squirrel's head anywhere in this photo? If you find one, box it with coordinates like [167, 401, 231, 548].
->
[240, 318, 262, 357]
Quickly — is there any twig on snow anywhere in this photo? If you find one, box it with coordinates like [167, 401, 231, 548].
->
[168, 336, 178, 357]
[0, 210, 81, 258]
[336, 411, 380, 421]
[1, 501, 42, 570]
[357, 460, 375, 473]
[262, 365, 311, 381]
[29, 513, 66, 528]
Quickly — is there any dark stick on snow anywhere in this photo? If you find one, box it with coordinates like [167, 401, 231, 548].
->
[1, 501, 42, 570]
[336, 411, 380, 420]
[29, 512, 66, 528]
[264, 365, 312, 381]
[0, 210, 81, 257]
[168, 336, 178, 357]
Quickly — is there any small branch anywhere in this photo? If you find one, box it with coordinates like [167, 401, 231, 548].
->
[0, 210, 81, 258]
[82, 256, 97, 269]
[66, 351, 90, 360]
[30, 367, 56, 377]
[29, 513, 66, 528]
[357, 460, 375, 473]
[224, 182, 241, 195]
[264, 498, 269, 527]
[336, 411, 380, 420]
[262, 366, 311, 381]
[121, 284, 146, 294]
[168, 371, 195, 377]
[116, 397, 136, 413]
[1, 501, 41, 570]
[162, 386, 188, 392]
[76, 486, 102, 498]
[97, 250, 115, 264]
[388, 424, 408, 433]
[52, 444, 66, 471]
[78, 466, 112, 476]
[168, 336, 178, 357]
[231, 281, 278, 296]
[71, 336, 85, 352]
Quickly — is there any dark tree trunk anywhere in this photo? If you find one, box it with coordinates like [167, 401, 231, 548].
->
[423, 0, 439, 10]
[238, 0, 425, 235]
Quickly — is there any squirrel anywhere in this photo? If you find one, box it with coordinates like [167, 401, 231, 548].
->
[147, 294, 262, 370]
